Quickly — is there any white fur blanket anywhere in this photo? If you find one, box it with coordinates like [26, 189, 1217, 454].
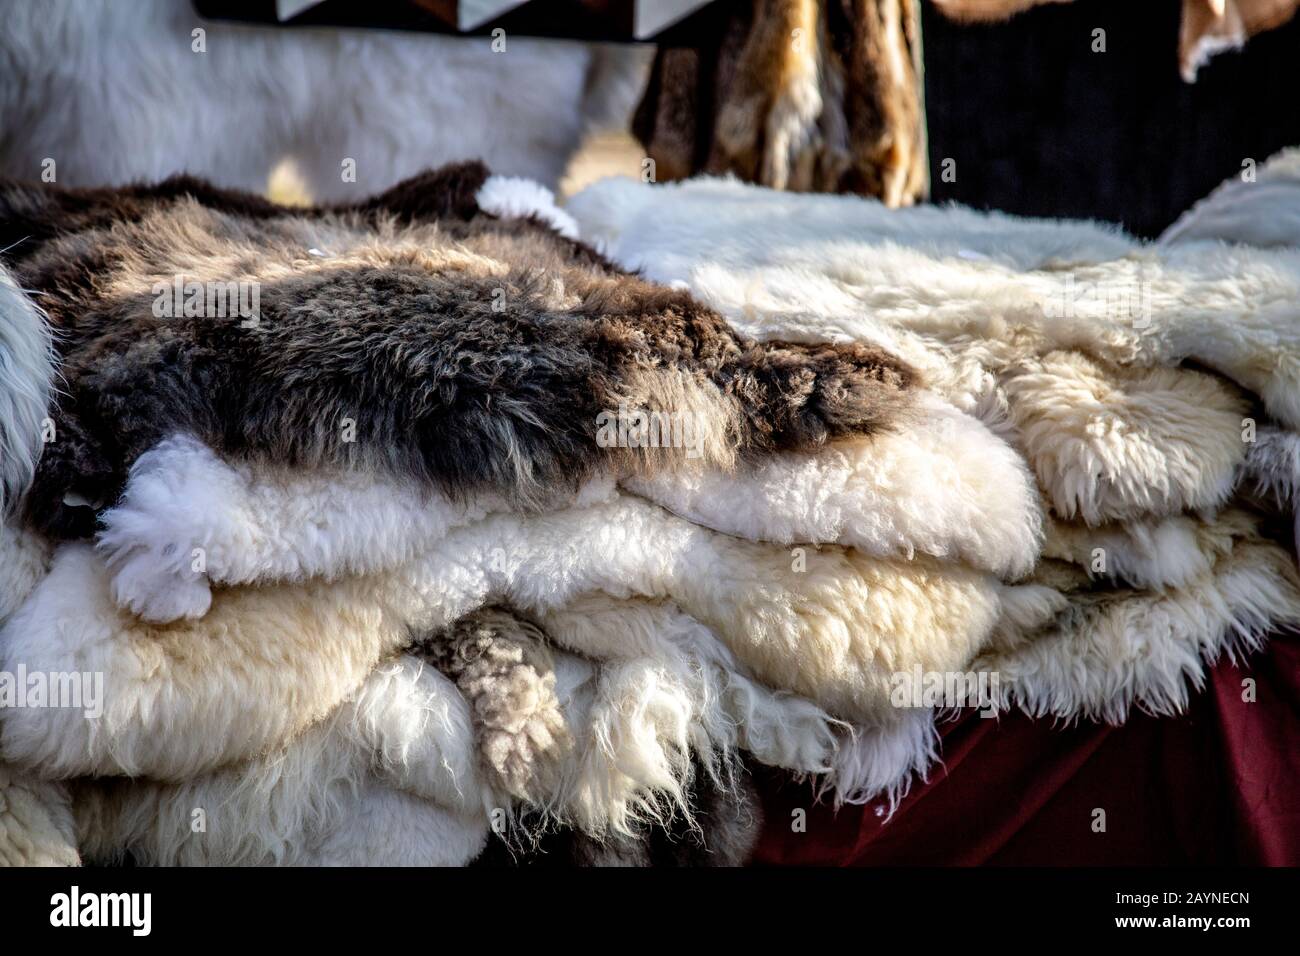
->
[4, 159, 1300, 865]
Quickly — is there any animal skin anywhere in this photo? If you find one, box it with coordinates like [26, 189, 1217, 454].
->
[92, 385, 1040, 627]
[430, 598, 842, 834]
[68, 635, 769, 866]
[567, 175, 1300, 440]
[71, 656, 491, 867]
[9, 160, 1300, 864]
[418, 603, 766, 859]
[0, 163, 915, 539]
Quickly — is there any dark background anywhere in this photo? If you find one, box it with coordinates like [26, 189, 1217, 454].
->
[202, 0, 1300, 237]
[922, 0, 1300, 237]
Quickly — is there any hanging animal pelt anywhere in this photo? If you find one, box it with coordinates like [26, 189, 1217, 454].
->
[0, 162, 915, 538]
[633, 0, 928, 204]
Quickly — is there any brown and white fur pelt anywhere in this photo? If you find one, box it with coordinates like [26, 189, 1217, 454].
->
[0, 164, 915, 540]
[91, 382, 1041, 626]
[567, 174, 1300, 449]
[92, 347, 1251, 621]
[0, 0, 651, 197]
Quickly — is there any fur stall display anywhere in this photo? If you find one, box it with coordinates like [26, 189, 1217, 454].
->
[3, 154, 1300, 865]
[566, 154, 1300, 796]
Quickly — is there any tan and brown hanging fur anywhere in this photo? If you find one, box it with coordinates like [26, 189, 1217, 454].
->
[633, 0, 928, 206]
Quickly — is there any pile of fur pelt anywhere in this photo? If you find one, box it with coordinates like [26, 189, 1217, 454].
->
[3, 154, 1300, 867]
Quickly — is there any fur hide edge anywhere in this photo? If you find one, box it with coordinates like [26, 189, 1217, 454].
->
[0, 267, 53, 517]
[804, 515, 1300, 807]
[426, 599, 838, 843]
[538, 596, 842, 778]
[977, 521, 1300, 724]
[1044, 509, 1248, 591]
[628, 389, 1043, 579]
[475, 176, 579, 240]
[438, 623, 784, 843]
[566, 174, 1137, 276]
[415, 607, 572, 806]
[95, 433, 617, 623]
[0, 542, 402, 780]
[822, 707, 941, 812]
[566, 175, 1300, 434]
[472, 765, 762, 867]
[1161, 147, 1300, 249]
[1242, 424, 1300, 510]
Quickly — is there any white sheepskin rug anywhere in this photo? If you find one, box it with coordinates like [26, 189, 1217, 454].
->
[4, 155, 1300, 865]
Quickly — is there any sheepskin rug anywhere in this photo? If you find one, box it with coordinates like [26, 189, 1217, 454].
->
[3, 155, 1299, 865]
[1, 162, 913, 540]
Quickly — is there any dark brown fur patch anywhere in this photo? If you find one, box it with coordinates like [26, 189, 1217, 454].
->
[2, 165, 915, 538]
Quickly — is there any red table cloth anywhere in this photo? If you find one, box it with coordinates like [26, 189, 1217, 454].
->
[755, 631, 1300, 865]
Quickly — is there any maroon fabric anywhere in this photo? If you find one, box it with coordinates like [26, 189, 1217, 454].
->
[754, 631, 1300, 865]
